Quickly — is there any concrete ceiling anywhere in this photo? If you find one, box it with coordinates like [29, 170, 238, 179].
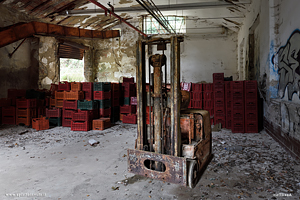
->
[0, 0, 251, 35]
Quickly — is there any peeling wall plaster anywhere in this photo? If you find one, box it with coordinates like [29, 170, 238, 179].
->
[0, 5, 39, 98]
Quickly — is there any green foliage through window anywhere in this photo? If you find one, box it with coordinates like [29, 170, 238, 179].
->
[143, 16, 186, 35]
[60, 58, 84, 82]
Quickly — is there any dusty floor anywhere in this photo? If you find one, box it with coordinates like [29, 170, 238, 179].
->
[0, 123, 300, 200]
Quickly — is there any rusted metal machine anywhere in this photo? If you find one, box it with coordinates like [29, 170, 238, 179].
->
[127, 36, 212, 188]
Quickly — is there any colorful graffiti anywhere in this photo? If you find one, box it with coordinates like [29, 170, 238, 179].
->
[272, 30, 300, 100]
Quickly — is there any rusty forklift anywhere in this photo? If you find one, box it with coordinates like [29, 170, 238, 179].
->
[127, 36, 213, 188]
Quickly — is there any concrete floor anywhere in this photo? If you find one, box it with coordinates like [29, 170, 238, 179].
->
[0, 123, 300, 200]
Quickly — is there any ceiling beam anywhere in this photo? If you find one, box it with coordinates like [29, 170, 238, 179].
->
[62, 1, 251, 15]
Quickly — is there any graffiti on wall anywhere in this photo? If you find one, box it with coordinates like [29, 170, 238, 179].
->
[272, 30, 300, 100]
[281, 102, 300, 140]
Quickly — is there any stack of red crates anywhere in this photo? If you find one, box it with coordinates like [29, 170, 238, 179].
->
[62, 100, 77, 127]
[82, 82, 93, 100]
[7, 89, 26, 106]
[0, 98, 12, 124]
[122, 77, 136, 106]
[16, 99, 37, 126]
[213, 73, 225, 127]
[94, 82, 111, 118]
[2, 106, 15, 125]
[121, 105, 137, 124]
[55, 82, 71, 108]
[71, 110, 94, 131]
[203, 83, 214, 124]
[32, 117, 49, 131]
[225, 81, 232, 129]
[111, 83, 121, 123]
[244, 81, 258, 133]
[231, 81, 245, 133]
[191, 83, 202, 109]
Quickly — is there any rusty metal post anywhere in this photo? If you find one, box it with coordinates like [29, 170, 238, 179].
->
[170, 36, 181, 157]
[151, 55, 163, 165]
[136, 40, 146, 150]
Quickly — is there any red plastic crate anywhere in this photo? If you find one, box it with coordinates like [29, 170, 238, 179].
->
[245, 112, 257, 122]
[245, 103, 257, 112]
[191, 83, 202, 92]
[214, 100, 225, 110]
[232, 112, 244, 122]
[245, 90, 257, 100]
[146, 106, 153, 113]
[203, 83, 213, 92]
[55, 91, 65, 100]
[214, 91, 225, 101]
[232, 102, 244, 112]
[32, 117, 49, 131]
[94, 91, 111, 100]
[123, 114, 137, 124]
[58, 82, 71, 91]
[46, 108, 62, 118]
[203, 92, 213, 100]
[50, 98, 56, 107]
[63, 100, 77, 110]
[16, 108, 36, 118]
[215, 109, 225, 117]
[72, 110, 94, 121]
[231, 81, 244, 91]
[65, 91, 84, 100]
[203, 100, 214, 109]
[16, 116, 31, 126]
[123, 77, 134, 83]
[213, 82, 224, 91]
[131, 97, 137, 105]
[55, 99, 64, 108]
[99, 108, 111, 117]
[213, 73, 224, 83]
[71, 121, 91, 131]
[2, 116, 15, 124]
[226, 101, 232, 110]
[111, 83, 120, 91]
[245, 122, 258, 133]
[62, 118, 72, 127]
[245, 98, 257, 105]
[232, 91, 244, 101]
[192, 92, 202, 100]
[225, 81, 232, 91]
[192, 100, 202, 109]
[63, 109, 76, 119]
[146, 112, 153, 125]
[16, 99, 37, 108]
[84, 91, 93, 100]
[93, 118, 111, 130]
[120, 105, 136, 114]
[0, 98, 11, 107]
[214, 116, 226, 127]
[2, 106, 16, 117]
[232, 123, 245, 133]
[82, 82, 93, 91]
[7, 89, 26, 105]
[71, 82, 82, 91]
[244, 80, 257, 91]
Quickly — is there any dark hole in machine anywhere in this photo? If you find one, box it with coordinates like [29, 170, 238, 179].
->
[144, 160, 166, 172]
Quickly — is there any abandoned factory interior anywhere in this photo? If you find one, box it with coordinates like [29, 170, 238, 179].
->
[1, 0, 300, 199]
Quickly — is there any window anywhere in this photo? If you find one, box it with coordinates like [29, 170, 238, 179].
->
[143, 16, 186, 35]
[60, 58, 84, 82]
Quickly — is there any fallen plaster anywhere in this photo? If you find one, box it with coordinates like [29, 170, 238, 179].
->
[0, 124, 299, 200]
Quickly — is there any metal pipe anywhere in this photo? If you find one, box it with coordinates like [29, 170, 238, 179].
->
[88, 0, 148, 37]
[9, 38, 26, 58]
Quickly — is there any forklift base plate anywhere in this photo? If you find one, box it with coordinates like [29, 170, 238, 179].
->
[127, 149, 187, 186]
